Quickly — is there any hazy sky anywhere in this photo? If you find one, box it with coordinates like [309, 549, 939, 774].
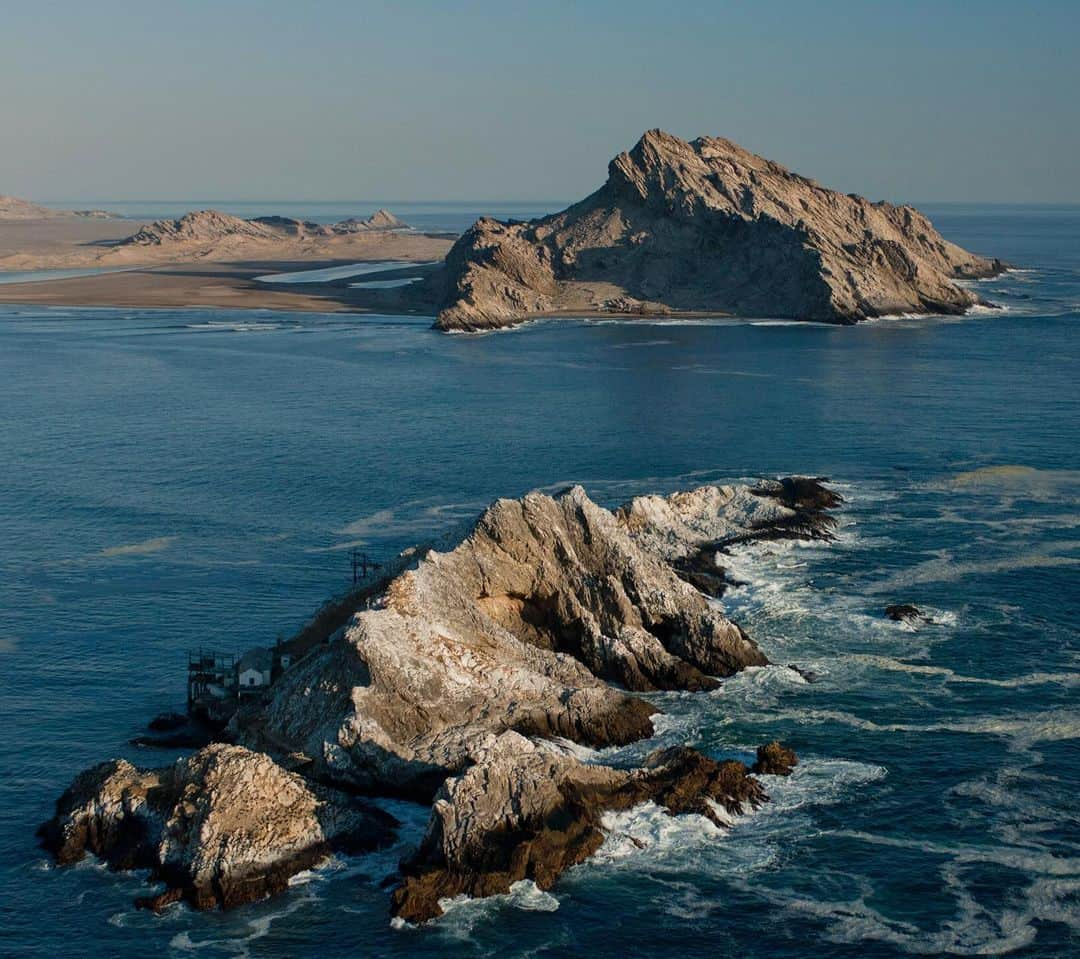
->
[3, 0, 1078, 204]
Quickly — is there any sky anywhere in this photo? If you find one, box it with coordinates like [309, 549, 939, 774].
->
[2, 0, 1078, 205]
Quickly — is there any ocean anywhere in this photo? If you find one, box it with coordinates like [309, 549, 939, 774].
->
[0, 205, 1077, 958]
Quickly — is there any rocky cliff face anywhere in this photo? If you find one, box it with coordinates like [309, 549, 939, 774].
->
[38, 744, 394, 910]
[45, 478, 835, 919]
[435, 130, 1002, 331]
[247, 484, 787, 798]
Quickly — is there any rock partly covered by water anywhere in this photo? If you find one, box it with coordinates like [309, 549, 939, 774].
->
[38, 744, 394, 910]
[392, 731, 768, 923]
[620, 476, 841, 596]
[751, 740, 799, 776]
[435, 129, 1002, 331]
[248, 484, 779, 797]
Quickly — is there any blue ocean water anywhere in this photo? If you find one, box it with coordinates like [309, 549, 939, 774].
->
[0, 205, 1077, 957]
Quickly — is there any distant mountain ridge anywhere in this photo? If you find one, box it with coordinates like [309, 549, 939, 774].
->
[122, 208, 410, 245]
[435, 130, 1003, 331]
[0, 195, 114, 221]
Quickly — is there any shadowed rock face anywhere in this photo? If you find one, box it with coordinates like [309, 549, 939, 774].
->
[37, 744, 395, 910]
[249, 484, 781, 797]
[391, 731, 770, 923]
[435, 129, 1002, 331]
[619, 477, 841, 597]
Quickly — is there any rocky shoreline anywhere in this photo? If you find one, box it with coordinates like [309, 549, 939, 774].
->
[42, 477, 840, 922]
[433, 129, 1004, 332]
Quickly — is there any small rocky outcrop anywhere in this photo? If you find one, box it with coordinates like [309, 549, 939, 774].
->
[391, 731, 773, 923]
[38, 744, 395, 910]
[618, 477, 840, 597]
[885, 603, 933, 625]
[751, 740, 799, 776]
[434, 129, 1003, 331]
[131, 712, 219, 749]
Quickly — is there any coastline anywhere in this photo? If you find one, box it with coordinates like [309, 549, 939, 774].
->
[0, 216, 452, 314]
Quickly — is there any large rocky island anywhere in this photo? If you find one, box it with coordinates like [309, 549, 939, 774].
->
[435, 129, 1003, 331]
[42, 478, 837, 922]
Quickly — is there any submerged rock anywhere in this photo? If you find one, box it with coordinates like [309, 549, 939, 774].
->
[391, 731, 775, 923]
[434, 129, 1002, 332]
[885, 603, 933, 624]
[39, 744, 395, 910]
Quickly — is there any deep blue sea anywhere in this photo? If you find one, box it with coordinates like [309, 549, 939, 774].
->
[0, 206, 1077, 957]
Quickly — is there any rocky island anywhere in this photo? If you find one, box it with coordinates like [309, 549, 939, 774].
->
[42, 477, 834, 923]
[434, 129, 1003, 331]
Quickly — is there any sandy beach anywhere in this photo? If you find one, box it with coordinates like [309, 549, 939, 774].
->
[0, 217, 452, 313]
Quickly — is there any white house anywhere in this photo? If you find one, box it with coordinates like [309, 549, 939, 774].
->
[236, 648, 273, 690]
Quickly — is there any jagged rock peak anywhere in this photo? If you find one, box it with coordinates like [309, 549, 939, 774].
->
[123, 209, 281, 245]
[391, 730, 773, 923]
[0, 195, 113, 220]
[435, 129, 1003, 332]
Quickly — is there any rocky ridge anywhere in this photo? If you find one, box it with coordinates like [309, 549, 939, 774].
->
[43, 478, 838, 919]
[434, 129, 1003, 331]
[122, 208, 410, 246]
[0, 194, 113, 220]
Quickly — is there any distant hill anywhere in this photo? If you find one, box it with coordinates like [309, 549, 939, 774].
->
[0, 195, 114, 221]
[121, 208, 411, 246]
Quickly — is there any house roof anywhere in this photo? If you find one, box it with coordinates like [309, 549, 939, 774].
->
[237, 647, 273, 673]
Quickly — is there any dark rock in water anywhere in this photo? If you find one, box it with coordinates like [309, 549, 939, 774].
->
[885, 604, 932, 624]
[132, 713, 219, 749]
[751, 741, 799, 776]
[40, 744, 396, 911]
[148, 712, 188, 732]
[790, 665, 818, 684]
[670, 547, 741, 598]
[766, 476, 845, 512]
[135, 887, 183, 912]
[391, 732, 771, 924]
